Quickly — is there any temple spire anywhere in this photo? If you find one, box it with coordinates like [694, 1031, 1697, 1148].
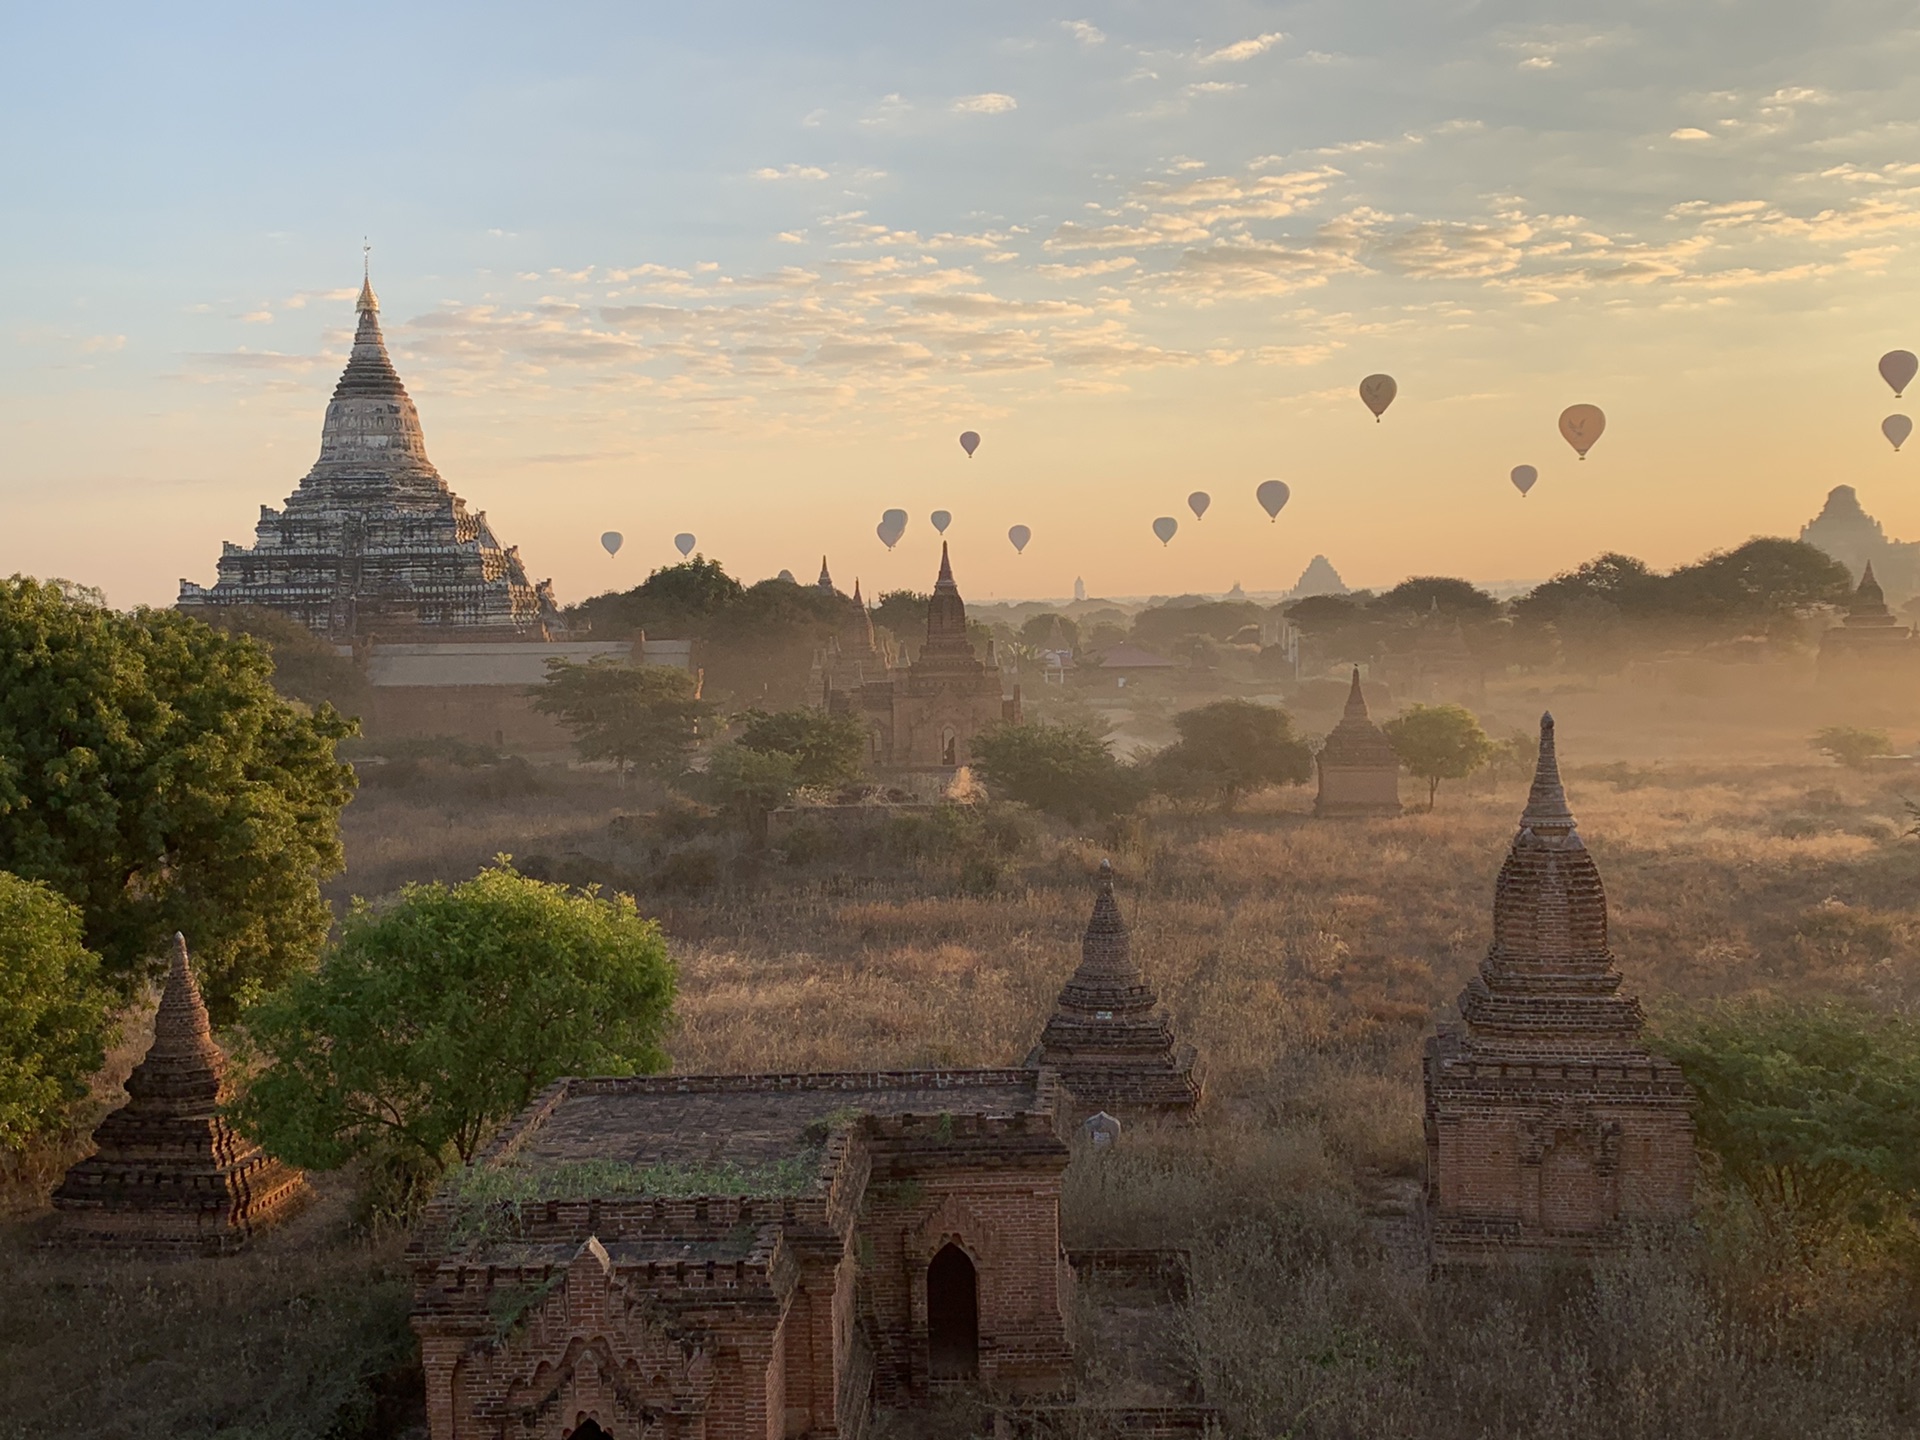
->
[1343, 665, 1369, 721]
[1519, 711, 1575, 836]
[816, 556, 834, 593]
[937, 541, 955, 588]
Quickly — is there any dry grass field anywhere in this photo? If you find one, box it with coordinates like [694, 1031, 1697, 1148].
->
[6, 668, 1920, 1438]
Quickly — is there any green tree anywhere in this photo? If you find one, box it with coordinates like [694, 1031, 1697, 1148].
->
[700, 743, 799, 831]
[196, 604, 369, 714]
[532, 659, 708, 783]
[232, 864, 676, 1186]
[567, 556, 745, 637]
[971, 721, 1147, 824]
[0, 578, 356, 1018]
[1485, 728, 1541, 792]
[1019, 612, 1079, 652]
[737, 708, 867, 787]
[870, 589, 930, 644]
[1655, 1002, 1920, 1253]
[1811, 726, 1893, 769]
[0, 872, 115, 1150]
[1383, 703, 1494, 810]
[1131, 600, 1266, 650]
[1147, 699, 1313, 810]
[1376, 576, 1499, 619]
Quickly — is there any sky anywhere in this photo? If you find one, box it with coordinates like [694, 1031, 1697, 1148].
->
[3, 1, 1919, 609]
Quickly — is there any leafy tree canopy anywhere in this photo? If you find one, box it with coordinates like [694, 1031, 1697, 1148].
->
[737, 707, 867, 788]
[532, 659, 708, 782]
[971, 721, 1147, 823]
[0, 872, 115, 1150]
[1020, 612, 1080, 652]
[567, 556, 745, 637]
[871, 589, 930, 643]
[0, 578, 356, 1018]
[700, 742, 800, 822]
[1376, 576, 1499, 618]
[1516, 540, 1850, 631]
[1382, 703, 1494, 810]
[232, 863, 677, 1179]
[1131, 600, 1267, 649]
[196, 605, 369, 714]
[1654, 1002, 1920, 1249]
[1148, 699, 1313, 810]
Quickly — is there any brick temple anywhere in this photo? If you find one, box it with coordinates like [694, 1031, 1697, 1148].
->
[51, 935, 307, 1254]
[1424, 715, 1696, 1265]
[410, 1070, 1075, 1439]
[1314, 667, 1403, 818]
[835, 544, 1020, 772]
[178, 268, 565, 641]
[1031, 861, 1201, 1119]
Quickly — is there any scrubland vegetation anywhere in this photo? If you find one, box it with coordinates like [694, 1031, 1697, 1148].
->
[7, 558, 1920, 1437]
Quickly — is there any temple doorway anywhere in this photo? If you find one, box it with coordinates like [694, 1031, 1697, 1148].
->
[565, 1422, 612, 1440]
[927, 1243, 979, 1380]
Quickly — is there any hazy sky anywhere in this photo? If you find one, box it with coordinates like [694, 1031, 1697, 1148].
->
[4, 1, 1919, 608]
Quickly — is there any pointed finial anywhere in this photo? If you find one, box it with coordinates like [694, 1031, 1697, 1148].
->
[937, 541, 955, 586]
[356, 242, 379, 314]
[1344, 665, 1368, 719]
[1520, 711, 1575, 834]
[852, 577, 863, 605]
[171, 930, 191, 977]
[1097, 857, 1114, 892]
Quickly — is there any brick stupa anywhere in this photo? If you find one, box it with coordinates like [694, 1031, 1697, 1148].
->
[1817, 561, 1915, 680]
[1032, 862, 1201, 1118]
[1314, 666, 1403, 818]
[51, 935, 306, 1254]
[1424, 715, 1695, 1266]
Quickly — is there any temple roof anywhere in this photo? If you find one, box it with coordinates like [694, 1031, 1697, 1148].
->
[1320, 666, 1398, 766]
[921, 542, 975, 660]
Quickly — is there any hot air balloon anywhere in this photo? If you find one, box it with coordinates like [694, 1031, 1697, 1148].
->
[674, 532, 696, 557]
[1008, 524, 1031, 554]
[1880, 350, 1917, 399]
[959, 430, 981, 458]
[1558, 404, 1606, 460]
[1510, 465, 1538, 497]
[1255, 480, 1290, 521]
[1188, 491, 1211, 520]
[1152, 516, 1178, 546]
[600, 531, 623, 557]
[1886, 415, 1913, 452]
[876, 508, 909, 550]
[1359, 374, 1397, 422]
[931, 510, 952, 534]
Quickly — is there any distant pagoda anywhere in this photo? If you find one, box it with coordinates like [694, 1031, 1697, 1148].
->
[1031, 861, 1201, 1118]
[52, 935, 307, 1254]
[178, 268, 564, 641]
[1315, 667, 1402, 817]
[1817, 561, 1917, 679]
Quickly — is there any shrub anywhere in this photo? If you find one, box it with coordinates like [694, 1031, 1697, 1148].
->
[1811, 726, 1893, 769]
[231, 863, 676, 1197]
[736, 708, 867, 787]
[971, 721, 1148, 823]
[1382, 704, 1494, 811]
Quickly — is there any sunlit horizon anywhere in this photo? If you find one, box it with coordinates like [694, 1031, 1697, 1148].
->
[5, 2, 1917, 610]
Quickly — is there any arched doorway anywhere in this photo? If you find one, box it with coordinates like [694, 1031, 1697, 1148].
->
[941, 727, 958, 767]
[565, 1422, 613, 1440]
[927, 1242, 979, 1379]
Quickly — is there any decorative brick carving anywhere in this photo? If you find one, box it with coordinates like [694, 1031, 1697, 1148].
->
[51, 934, 306, 1255]
[1424, 715, 1696, 1266]
[1032, 863, 1201, 1120]
[1314, 667, 1403, 818]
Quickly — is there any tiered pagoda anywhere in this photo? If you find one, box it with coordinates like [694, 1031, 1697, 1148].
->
[812, 578, 891, 705]
[52, 935, 307, 1254]
[178, 269, 564, 641]
[1817, 562, 1916, 679]
[1424, 715, 1695, 1266]
[1031, 861, 1201, 1119]
[1314, 667, 1402, 817]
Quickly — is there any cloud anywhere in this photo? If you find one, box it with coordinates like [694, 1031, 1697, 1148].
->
[1062, 19, 1104, 46]
[1199, 32, 1285, 65]
[1670, 128, 1714, 141]
[953, 93, 1018, 115]
[1375, 217, 1536, 278]
[1045, 167, 1340, 250]
[1188, 81, 1244, 95]
[752, 164, 829, 181]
